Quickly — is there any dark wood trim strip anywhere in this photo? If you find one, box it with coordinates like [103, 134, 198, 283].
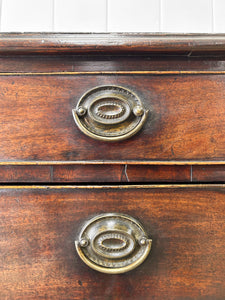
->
[125, 165, 190, 183]
[192, 165, 225, 182]
[0, 164, 191, 183]
[1, 33, 225, 54]
[0, 184, 224, 189]
[0, 165, 51, 183]
[1, 70, 225, 75]
[0, 56, 225, 73]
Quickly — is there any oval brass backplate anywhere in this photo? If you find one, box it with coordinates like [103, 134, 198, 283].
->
[72, 86, 148, 142]
[75, 213, 152, 274]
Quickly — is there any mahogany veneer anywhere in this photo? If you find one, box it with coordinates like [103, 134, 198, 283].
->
[1, 186, 225, 299]
[0, 34, 224, 300]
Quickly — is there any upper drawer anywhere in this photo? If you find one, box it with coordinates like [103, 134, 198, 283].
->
[0, 74, 224, 162]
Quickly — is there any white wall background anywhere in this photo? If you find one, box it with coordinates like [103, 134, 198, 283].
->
[0, 0, 225, 33]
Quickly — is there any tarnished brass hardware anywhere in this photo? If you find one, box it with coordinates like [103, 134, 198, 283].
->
[72, 85, 148, 141]
[80, 238, 89, 247]
[76, 106, 86, 117]
[75, 213, 152, 274]
[133, 105, 144, 117]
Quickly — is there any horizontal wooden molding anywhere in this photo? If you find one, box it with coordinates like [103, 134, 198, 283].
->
[1, 71, 225, 76]
[1, 33, 225, 54]
[0, 184, 224, 189]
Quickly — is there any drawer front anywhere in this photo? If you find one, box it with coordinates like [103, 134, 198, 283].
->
[1, 185, 224, 299]
[0, 75, 224, 162]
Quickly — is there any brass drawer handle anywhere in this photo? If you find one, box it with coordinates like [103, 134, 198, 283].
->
[75, 213, 152, 274]
[72, 85, 148, 141]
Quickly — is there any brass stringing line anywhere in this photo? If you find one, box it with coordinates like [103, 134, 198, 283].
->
[0, 161, 225, 165]
[0, 71, 225, 75]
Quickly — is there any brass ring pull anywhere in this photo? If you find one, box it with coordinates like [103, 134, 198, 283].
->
[75, 213, 152, 274]
[72, 86, 148, 142]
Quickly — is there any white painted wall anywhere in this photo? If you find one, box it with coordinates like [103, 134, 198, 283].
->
[0, 0, 225, 33]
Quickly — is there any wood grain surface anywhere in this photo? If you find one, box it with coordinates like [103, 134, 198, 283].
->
[1, 55, 225, 73]
[0, 165, 51, 182]
[0, 35, 224, 300]
[0, 185, 224, 299]
[0, 74, 224, 162]
[1, 164, 224, 183]
[125, 165, 191, 182]
[1, 33, 225, 54]
[193, 165, 225, 182]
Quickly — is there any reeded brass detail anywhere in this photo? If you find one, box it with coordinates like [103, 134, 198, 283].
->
[72, 85, 148, 141]
[75, 213, 152, 274]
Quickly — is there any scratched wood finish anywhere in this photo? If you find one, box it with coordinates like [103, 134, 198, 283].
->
[0, 165, 191, 183]
[0, 185, 224, 299]
[1, 164, 224, 183]
[0, 75, 224, 162]
[52, 164, 191, 183]
[1, 33, 225, 54]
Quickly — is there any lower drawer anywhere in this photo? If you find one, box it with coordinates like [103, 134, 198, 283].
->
[0, 185, 224, 299]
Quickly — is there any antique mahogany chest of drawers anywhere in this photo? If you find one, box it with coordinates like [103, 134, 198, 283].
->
[0, 33, 225, 299]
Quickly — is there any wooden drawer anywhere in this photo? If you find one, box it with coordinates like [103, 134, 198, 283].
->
[0, 74, 224, 163]
[1, 185, 224, 299]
